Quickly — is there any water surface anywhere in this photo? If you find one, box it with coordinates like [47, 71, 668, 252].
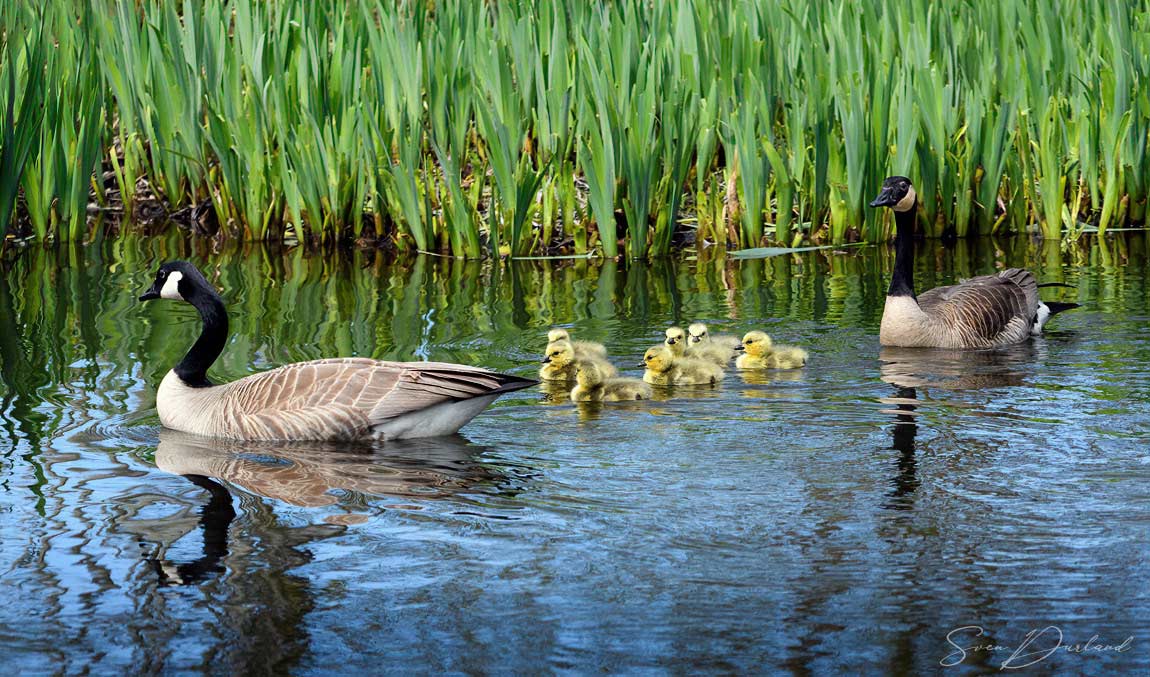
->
[1, 234, 1148, 673]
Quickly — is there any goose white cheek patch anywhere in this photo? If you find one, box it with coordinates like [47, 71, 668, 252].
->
[894, 186, 917, 212]
[160, 271, 184, 300]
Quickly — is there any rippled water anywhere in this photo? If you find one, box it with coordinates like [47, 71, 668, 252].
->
[2, 234, 1148, 673]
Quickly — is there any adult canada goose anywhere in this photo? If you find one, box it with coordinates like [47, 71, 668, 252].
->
[869, 176, 1078, 348]
[139, 261, 536, 442]
[547, 328, 609, 361]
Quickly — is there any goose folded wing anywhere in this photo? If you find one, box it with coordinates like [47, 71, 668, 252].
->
[917, 272, 1036, 344]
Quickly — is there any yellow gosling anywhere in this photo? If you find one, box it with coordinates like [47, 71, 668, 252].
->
[641, 345, 724, 386]
[540, 340, 578, 381]
[735, 330, 809, 370]
[687, 322, 742, 350]
[541, 340, 617, 382]
[570, 361, 652, 402]
[547, 328, 608, 361]
[671, 324, 735, 366]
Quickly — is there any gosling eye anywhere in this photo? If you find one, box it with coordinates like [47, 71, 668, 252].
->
[551, 351, 560, 357]
[746, 339, 754, 344]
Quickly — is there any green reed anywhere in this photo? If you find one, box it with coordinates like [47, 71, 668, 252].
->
[0, 0, 1148, 255]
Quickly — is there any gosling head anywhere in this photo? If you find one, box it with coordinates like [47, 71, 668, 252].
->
[687, 322, 709, 344]
[542, 340, 575, 368]
[575, 361, 605, 387]
[868, 176, 916, 213]
[547, 328, 570, 344]
[641, 346, 674, 373]
[139, 261, 215, 304]
[740, 331, 774, 357]
[664, 327, 688, 356]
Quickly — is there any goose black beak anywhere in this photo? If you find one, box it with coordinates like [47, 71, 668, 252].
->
[666, 338, 678, 345]
[735, 344, 746, 352]
[637, 363, 646, 368]
[869, 188, 898, 208]
[139, 285, 161, 302]
[541, 356, 551, 364]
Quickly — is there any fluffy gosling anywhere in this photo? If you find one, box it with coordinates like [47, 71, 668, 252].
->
[641, 345, 725, 386]
[540, 340, 617, 382]
[666, 325, 733, 366]
[547, 328, 608, 361]
[735, 330, 809, 370]
[687, 323, 742, 350]
[570, 361, 652, 402]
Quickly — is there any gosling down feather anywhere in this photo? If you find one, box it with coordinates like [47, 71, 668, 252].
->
[540, 340, 617, 381]
[547, 328, 608, 361]
[665, 326, 733, 366]
[140, 262, 535, 442]
[570, 361, 652, 402]
[735, 331, 808, 370]
[870, 176, 1079, 348]
[641, 346, 724, 386]
[687, 323, 742, 351]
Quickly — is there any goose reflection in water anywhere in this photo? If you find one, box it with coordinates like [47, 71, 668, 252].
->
[877, 345, 1037, 510]
[144, 430, 517, 585]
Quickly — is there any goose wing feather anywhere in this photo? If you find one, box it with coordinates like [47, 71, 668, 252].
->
[217, 358, 526, 440]
[916, 268, 1039, 346]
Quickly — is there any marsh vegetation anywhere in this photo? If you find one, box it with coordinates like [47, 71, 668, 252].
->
[1, 0, 1148, 256]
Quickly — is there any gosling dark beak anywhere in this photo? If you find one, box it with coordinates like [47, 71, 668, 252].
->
[139, 283, 161, 302]
[735, 344, 746, 352]
[666, 338, 678, 345]
[869, 187, 898, 208]
[541, 356, 551, 364]
[637, 362, 647, 368]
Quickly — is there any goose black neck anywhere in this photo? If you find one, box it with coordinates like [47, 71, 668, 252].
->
[176, 292, 228, 387]
[888, 207, 917, 298]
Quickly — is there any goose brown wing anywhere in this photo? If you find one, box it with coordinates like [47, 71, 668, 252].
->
[221, 358, 532, 440]
[916, 269, 1039, 346]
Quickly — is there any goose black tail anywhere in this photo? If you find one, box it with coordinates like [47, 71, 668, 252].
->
[1044, 301, 1080, 316]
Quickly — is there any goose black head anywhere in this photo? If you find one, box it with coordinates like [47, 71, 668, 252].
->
[139, 261, 212, 303]
[869, 176, 917, 213]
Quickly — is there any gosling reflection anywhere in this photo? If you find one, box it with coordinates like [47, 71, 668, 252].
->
[878, 346, 1037, 510]
[153, 429, 510, 506]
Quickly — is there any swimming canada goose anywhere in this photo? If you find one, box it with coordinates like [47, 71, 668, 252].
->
[570, 361, 652, 402]
[540, 340, 617, 381]
[735, 330, 809, 369]
[547, 328, 609, 361]
[869, 176, 1079, 348]
[664, 326, 731, 366]
[139, 261, 536, 442]
[641, 346, 724, 386]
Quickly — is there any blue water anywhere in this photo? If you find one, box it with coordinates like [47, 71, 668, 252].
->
[1, 235, 1147, 673]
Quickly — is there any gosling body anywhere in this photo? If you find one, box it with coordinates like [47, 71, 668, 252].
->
[735, 331, 808, 370]
[570, 362, 652, 402]
[547, 328, 608, 361]
[641, 346, 724, 386]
